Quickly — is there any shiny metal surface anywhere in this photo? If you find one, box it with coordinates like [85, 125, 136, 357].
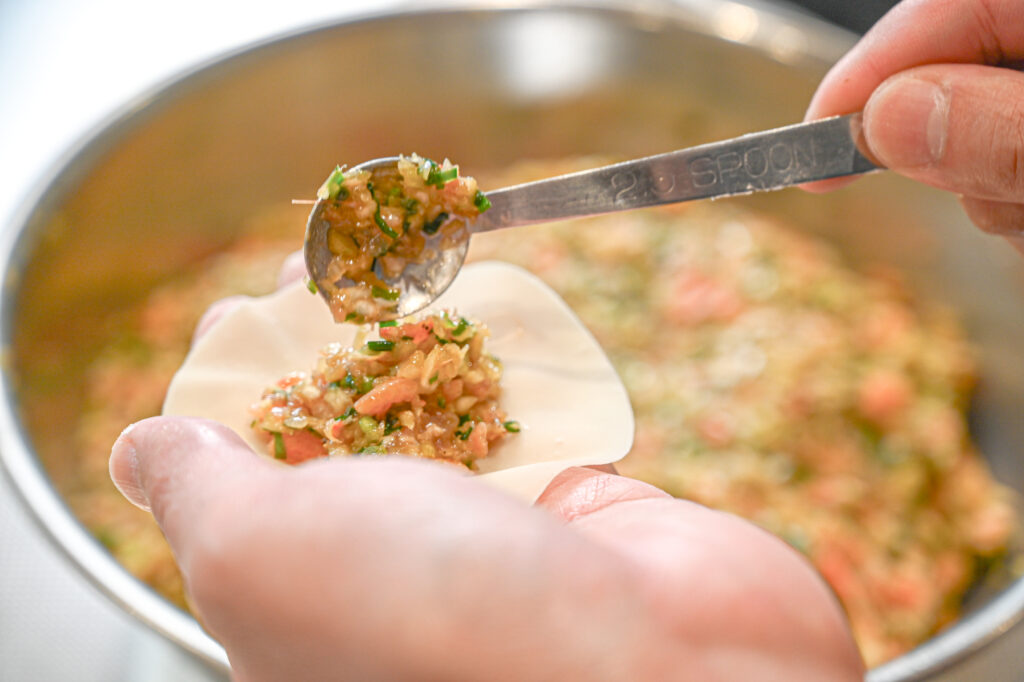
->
[478, 113, 879, 229]
[1, 2, 1022, 680]
[305, 156, 472, 319]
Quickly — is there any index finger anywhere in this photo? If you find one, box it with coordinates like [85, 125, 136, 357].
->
[806, 0, 1024, 121]
[190, 251, 306, 345]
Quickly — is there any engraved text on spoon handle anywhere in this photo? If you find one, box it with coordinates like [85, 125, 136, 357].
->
[474, 114, 879, 232]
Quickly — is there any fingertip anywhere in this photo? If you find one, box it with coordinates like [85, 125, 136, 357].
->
[278, 250, 307, 288]
[959, 195, 1024, 241]
[536, 466, 605, 504]
[862, 72, 949, 170]
[193, 295, 252, 344]
[193, 252, 306, 345]
[802, 35, 877, 125]
[110, 422, 149, 511]
[799, 177, 857, 194]
[535, 466, 669, 522]
[802, 67, 851, 125]
[799, 105, 875, 196]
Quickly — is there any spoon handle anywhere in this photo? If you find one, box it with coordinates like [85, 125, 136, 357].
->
[474, 114, 880, 232]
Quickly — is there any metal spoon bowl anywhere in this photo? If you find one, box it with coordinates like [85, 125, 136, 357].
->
[304, 156, 470, 318]
[305, 114, 879, 319]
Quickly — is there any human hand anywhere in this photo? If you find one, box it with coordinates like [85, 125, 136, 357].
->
[109, 253, 863, 681]
[109, 420, 862, 681]
[804, 0, 1024, 247]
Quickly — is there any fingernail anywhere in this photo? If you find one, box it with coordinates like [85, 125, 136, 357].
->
[109, 424, 151, 511]
[865, 76, 949, 168]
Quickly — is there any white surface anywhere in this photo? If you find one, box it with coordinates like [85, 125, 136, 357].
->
[0, 0, 405, 230]
[0, 473, 224, 682]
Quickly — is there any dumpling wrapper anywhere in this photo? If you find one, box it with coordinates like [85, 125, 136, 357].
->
[163, 261, 635, 502]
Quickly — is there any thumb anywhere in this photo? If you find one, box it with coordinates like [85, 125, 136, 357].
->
[862, 63, 1024, 202]
[109, 416, 272, 558]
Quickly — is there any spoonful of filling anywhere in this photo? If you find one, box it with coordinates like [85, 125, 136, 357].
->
[305, 154, 490, 324]
[306, 114, 879, 323]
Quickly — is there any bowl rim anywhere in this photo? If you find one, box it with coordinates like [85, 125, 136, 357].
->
[1, 1, 1021, 679]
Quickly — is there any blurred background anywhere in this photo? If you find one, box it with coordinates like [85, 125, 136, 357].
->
[792, 0, 900, 32]
[0, 1, 898, 680]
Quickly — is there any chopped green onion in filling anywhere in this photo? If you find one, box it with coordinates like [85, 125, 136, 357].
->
[422, 211, 449, 235]
[358, 416, 382, 440]
[374, 210, 399, 239]
[272, 432, 287, 460]
[426, 166, 459, 188]
[317, 165, 348, 200]
[474, 190, 491, 212]
[371, 285, 401, 301]
[452, 317, 470, 337]
[343, 373, 375, 394]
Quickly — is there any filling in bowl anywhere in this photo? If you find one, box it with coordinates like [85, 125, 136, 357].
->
[73, 162, 1018, 668]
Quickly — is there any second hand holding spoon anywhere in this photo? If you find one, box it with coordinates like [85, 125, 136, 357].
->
[306, 114, 879, 321]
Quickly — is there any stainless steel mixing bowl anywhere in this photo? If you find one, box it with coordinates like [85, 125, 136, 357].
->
[3, 2, 1024, 679]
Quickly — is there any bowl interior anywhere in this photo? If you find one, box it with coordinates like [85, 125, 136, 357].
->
[5, 4, 1024, 678]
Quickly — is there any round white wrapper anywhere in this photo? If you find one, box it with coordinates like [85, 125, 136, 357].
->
[163, 261, 634, 501]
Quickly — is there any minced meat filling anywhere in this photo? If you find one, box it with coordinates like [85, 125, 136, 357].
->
[314, 155, 490, 324]
[249, 312, 516, 468]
